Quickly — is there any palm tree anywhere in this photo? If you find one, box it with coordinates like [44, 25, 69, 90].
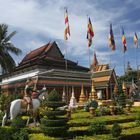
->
[0, 24, 22, 73]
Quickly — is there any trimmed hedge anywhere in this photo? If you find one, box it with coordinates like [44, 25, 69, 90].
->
[29, 133, 62, 140]
[41, 118, 68, 126]
[40, 125, 68, 136]
[68, 117, 135, 127]
[45, 102, 66, 108]
[45, 110, 67, 117]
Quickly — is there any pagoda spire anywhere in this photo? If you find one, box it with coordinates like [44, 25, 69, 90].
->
[122, 81, 127, 94]
[90, 80, 97, 100]
[79, 84, 86, 104]
[91, 51, 98, 71]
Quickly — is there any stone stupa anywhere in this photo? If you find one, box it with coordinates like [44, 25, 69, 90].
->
[69, 87, 77, 109]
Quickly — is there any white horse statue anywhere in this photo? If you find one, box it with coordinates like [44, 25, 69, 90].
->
[2, 86, 47, 126]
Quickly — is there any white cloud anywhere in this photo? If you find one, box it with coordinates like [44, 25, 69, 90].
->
[0, 0, 139, 75]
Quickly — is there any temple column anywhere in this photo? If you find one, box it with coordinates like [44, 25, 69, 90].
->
[106, 87, 109, 100]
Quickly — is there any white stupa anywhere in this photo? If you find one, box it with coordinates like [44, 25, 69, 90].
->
[69, 87, 77, 109]
[62, 87, 66, 102]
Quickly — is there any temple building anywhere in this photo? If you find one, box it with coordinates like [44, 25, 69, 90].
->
[1, 42, 118, 101]
[90, 52, 118, 100]
[1, 42, 91, 101]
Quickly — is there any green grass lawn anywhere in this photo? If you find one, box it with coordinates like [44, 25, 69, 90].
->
[26, 106, 140, 140]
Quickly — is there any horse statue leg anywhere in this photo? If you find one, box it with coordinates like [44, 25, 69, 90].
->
[2, 113, 7, 126]
[2, 103, 11, 126]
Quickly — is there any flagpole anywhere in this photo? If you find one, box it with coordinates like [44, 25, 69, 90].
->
[88, 47, 91, 69]
[64, 37, 68, 99]
[109, 23, 116, 98]
[109, 50, 112, 69]
[64, 7, 69, 103]
[123, 52, 126, 75]
[86, 15, 91, 69]
[135, 45, 138, 71]
[87, 15, 94, 97]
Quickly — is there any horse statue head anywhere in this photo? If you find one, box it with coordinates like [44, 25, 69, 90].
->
[38, 85, 47, 100]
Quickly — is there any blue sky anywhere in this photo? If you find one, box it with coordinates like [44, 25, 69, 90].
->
[0, 0, 140, 76]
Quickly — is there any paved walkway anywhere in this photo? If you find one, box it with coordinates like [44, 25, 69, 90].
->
[133, 102, 140, 106]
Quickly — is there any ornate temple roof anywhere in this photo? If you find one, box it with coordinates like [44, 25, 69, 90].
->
[3, 41, 89, 78]
[92, 69, 118, 88]
[20, 42, 64, 65]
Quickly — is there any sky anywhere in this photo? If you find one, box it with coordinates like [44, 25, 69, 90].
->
[0, 0, 140, 76]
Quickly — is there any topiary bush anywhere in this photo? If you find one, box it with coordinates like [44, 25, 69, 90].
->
[40, 89, 68, 137]
[117, 93, 126, 108]
[111, 123, 122, 137]
[89, 120, 107, 135]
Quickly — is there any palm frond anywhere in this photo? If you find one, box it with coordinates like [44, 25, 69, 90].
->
[5, 43, 22, 55]
[0, 24, 8, 41]
[4, 31, 17, 42]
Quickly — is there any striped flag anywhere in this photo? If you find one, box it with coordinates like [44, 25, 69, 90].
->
[64, 9, 70, 40]
[134, 32, 138, 48]
[87, 17, 94, 47]
[122, 27, 127, 53]
[108, 24, 116, 51]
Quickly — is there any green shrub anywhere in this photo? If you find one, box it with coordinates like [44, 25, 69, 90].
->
[98, 107, 110, 116]
[84, 99, 98, 112]
[111, 123, 122, 137]
[12, 128, 29, 140]
[0, 127, 14, 140]
[11, 116, 26, 129]
[0, 111, 4, 124]
[89, 120, 107, 135]
[135, 111, 140, 126]
[115, 106, 124, 115]
[117, 93, 126, 108]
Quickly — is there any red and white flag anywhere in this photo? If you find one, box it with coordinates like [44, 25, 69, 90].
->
[87, 17, 94, 47]
[64, 9, 70, 40]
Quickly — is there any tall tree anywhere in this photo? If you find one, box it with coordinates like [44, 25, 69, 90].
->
[0, 24, 22, 73]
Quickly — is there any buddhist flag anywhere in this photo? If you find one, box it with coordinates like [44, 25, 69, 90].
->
[134, 32, 138, 48]
[64, 9, 70, 40]
[108, 24, 116, 51]
[87, 17, 94, 47]
[122, 27, 127, 53]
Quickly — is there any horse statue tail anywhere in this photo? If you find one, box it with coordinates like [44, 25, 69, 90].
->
[2, 102, 11, 126]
